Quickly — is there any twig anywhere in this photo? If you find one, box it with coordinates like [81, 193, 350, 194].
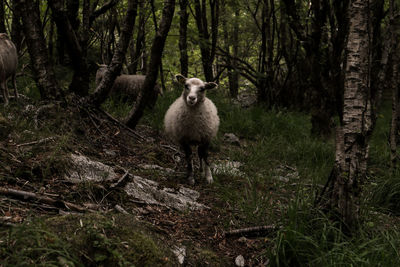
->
[161, 144, 184, 155]
[110, 169, 131, 189]
[223, 225, 279, 238]
[0, 187, 89, 213]
[114, 204, 129, 214]
[99, 109, 145, 142]
[16, 136, 57, 147]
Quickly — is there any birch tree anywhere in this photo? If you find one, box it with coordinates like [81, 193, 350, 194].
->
[318, 0, 373, 231]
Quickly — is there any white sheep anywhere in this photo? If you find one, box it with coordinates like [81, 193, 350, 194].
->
[164, 74, 219, 185]
[95, 65, 162, 107]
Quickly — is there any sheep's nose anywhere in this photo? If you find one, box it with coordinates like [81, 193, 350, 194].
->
[188, 95, 196, 101]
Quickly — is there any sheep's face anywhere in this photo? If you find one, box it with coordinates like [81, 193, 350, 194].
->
[175, 74, 217, 107]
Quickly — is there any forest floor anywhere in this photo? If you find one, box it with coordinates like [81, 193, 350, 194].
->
[2, 93, 400, 266]
[0, 96, 281, 266]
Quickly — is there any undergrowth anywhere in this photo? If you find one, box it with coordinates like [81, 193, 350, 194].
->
[1, 79, 400, 265]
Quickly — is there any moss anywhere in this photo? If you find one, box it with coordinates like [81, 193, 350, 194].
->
[0, 213, 176, 266]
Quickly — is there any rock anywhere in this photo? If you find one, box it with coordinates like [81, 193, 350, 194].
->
[236, 89, 258, 108]
[65, 153, 118, 182]
[103, 149, 117, 157]
[212, 160, 245, 177]
[235, 255, 245, 267]
[237, 236, 248, 243]
[276, 176, 290, 183]
[64, 153, 208, 211]
[223, 133, 241, 146]
[138, 163, 174, 174]
[124, 176, 208, 211]
[272, 164, 299, 182]
[172, 245, 186, 265]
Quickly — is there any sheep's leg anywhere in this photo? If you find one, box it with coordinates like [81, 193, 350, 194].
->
[198, 144, 213, 184]
[182, 143, 195, 185]
[1, 81, 8, 106]
[12, 73, 18, 99]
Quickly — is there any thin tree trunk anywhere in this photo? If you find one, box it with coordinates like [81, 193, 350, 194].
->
[18, 0, 61, 100]
[229, 8, 239, 98]
[179, 0, 189, 77]
[11, 1, 23, 53]
[389, 0, 400, 167]
[125, 0, 175, 128]
[193, 0, 219, 82]
[48, 19, 55, 64]
[89, 0, 138, 107]
[390, 61, 400, 166]
[128, 1, 146, 74]
[150, 0, 167, 94]
[320, 0, 373, 231]
[0, 0, 6, 33]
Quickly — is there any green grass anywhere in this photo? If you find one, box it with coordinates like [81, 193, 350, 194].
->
[0, 213, 176, 266]
[268, 196, 400, 267]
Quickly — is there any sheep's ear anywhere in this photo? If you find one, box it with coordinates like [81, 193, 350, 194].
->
[175, 74, 187, 85]
[205, 82, 218, 90]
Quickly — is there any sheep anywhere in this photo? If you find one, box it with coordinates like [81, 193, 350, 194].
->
[95, 65, 162, 107]
[0, 33, 18, 105]
[164, 74, 219, 185]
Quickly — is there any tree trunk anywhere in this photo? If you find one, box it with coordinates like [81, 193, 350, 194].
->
[390, 59, 400, 166]
[229, 8, 239, 99]
[193, 0, 219, 82]
[48, 0, 90, 96]
[11, 1, 23, 53]
[48, 19, 55, 64]
[284, 0, 334, 137]
[125, 0, 175, 129]
[389, 0, 400, 167]
[221, 0, 239, 99]
[89, 0, 138, 106]
[0, 0, 6, 33]
[18, 0, 61, 100]
[128, 1, 146, 74]
[66, 0, 80, 31]
[179, 0, 189, 77]
[319, 0, 373, 231]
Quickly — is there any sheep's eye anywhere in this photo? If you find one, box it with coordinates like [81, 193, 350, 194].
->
[185, 84, 189, 90]
[199, 86, 205, 92]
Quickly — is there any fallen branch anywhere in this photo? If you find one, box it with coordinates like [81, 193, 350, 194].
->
[0, 187, 89, 213]
[16, 136, 57, 147]
[223, 225, 279, 238]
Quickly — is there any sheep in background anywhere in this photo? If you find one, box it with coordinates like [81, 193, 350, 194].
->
[164, 74, 219, 185]
[0, 33, 18, 105]
[95, 65, 162, 107]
